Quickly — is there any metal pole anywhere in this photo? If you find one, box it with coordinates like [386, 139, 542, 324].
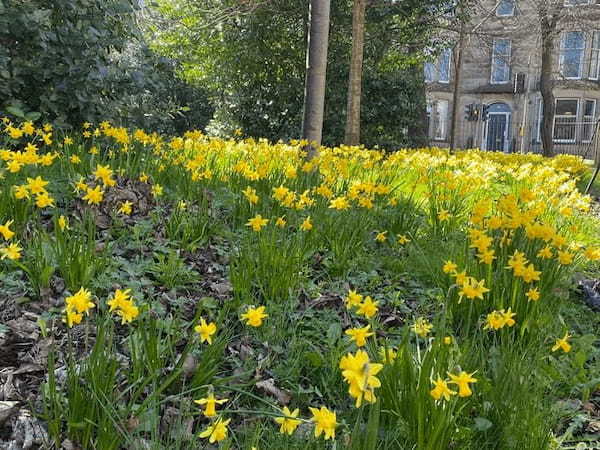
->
[584, 119, 600, 194]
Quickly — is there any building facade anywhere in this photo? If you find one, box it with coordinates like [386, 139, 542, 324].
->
[425, 0, 600, 156]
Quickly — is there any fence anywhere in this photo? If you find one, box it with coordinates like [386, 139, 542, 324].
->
[526, 120, 600, 161]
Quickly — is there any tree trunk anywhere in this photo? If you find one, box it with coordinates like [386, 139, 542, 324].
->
[302, 0, 331, 158]
[539, 26, 555, 157]
[406, 43, 428, 147]
[344, 0, 366, 146]
[409, 65, 429, 147]
[449, 26, 465, 153]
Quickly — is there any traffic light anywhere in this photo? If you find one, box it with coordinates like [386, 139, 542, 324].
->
[464, 103, 474, 121]
[482, 104, 489, 121]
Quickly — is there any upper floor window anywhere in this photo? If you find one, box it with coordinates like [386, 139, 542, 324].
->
[497, 0, 515, 16]
[564, 0, 592, 5]
[424, 48, 452, 84]
[590, 31, 600, 80]
[425, 62, 435, 83]
[559, 31, 585, 79]
[491, 39, 511, 84]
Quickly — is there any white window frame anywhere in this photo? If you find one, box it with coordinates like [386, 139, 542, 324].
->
[427, 100, 449, 141]
[438, 49, 451, 84]
[582, 99, 597, 143]
[424, 61, 435, 83]
[564, 0, 591, 6]
[496, 0, 515, 16]
[559, 31, 585, 80]
[424, 48, 452, 84]
[490, 38, 511, 84]
[590, 31, 600, 80]
[553, 98, 579, 143]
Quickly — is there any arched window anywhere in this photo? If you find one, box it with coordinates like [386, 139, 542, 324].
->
[487, 102, 511, 114]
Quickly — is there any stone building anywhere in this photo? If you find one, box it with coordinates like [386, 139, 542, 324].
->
[425, 0, 600, 156]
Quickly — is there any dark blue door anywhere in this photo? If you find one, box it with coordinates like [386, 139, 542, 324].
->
[486, 114, 507, 151]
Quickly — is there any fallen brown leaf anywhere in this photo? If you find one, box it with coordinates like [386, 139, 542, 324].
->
[255, 378, 291, 405]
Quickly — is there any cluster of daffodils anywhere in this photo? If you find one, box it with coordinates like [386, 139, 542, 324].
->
[12, 175, 55, 208]
[195, 391, 230, 443]
[340, 290, 384, 407]
[2, 117, 599, 446]
[106, 289, 139, 324]
[430, 371, 478, 401]
[506, 250, 542, 283]
[443, 261, 490, 301]
[484, 309, 516, 331]
[195, 391, 337, 443]
[373, 230, 411, 246]
[339, 350, 383, 407]
[344, 289, 379, 319]
[63, 288, 140, 327]
[2, 119, 168, 220]
[63, 288, 95, 327]
[245, 213, 312, 232]
[1, 120, 57, 173]
[0, 220, 21, 261]
[189, 303, 338, 441]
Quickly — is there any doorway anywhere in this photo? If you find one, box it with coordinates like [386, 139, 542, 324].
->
[484, 103, 511, 152]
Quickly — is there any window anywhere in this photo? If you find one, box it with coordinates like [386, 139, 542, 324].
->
[559, 31, 585, 79]
[424, 48, 452, 84]
[427, 100, 449, 141]
[553, 99, 578, 142]
[590, 31, 600, 80]
[438, 49, 451, 83]
[424, 62, 435, 83]
[491, 39, 511, 84]
[497, 0, 515, 16]
[582, 99, 596, 142]
[564, 0, 591, 5]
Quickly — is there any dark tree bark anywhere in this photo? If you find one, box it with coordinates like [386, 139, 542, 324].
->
[410, 68, 430, 147]
[449, 25, 465, 153]
[539, 24, 555, 157]
[302, 0, 331, 158]
[408, 50, 429, 147]
[344, 0, 366, 146]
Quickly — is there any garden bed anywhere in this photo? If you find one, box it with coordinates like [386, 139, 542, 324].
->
[0, 120, 599, 449]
